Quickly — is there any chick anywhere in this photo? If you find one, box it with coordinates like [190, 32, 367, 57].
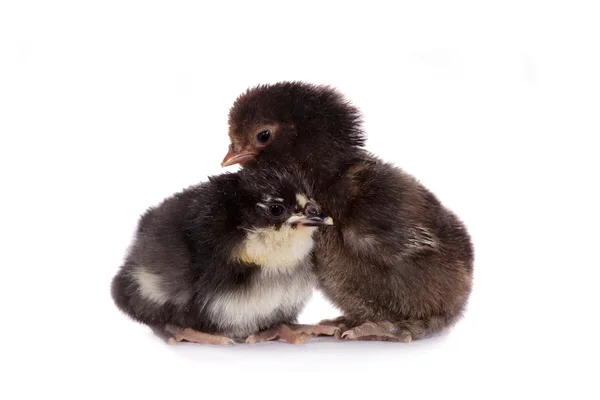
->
[221, 82, 474, 342]
[111, 166, 337, 345]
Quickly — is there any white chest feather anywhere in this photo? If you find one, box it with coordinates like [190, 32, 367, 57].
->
[208, 272, 314, 337]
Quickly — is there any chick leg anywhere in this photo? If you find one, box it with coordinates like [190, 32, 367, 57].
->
[165, 324, 235, 345]
[341, 320, 425, 343]
[318, 316, 354, 331]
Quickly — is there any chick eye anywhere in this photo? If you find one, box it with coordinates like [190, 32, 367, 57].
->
[268, 204, 284, 217]
[256, 130, 271, 144]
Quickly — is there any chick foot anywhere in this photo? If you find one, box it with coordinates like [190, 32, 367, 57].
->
[291, 324, 342, 339]
[246, 325, 308, 344]
[165, 324, 235, 345]
[246, 324, 340, 344]
[341, 321, 415, 343]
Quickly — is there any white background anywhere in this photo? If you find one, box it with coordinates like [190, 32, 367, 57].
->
[1, 1, 599, 399]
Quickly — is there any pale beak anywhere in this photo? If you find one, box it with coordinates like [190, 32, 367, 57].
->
[295, 215, 334, 227]
[292, 201, 334, 227]
[221, 146, 257, 167]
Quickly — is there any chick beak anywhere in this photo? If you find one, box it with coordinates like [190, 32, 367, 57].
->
[295, 202, 334, 227]
[221, 145, 257, 167]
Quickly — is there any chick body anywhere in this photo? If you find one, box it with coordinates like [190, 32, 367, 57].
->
[224, 82, 474, 341]
[311, 158, 473, 340]
[111, 168, 329, 342]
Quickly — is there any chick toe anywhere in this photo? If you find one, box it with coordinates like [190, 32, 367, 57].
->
[165, 325, 234, 345]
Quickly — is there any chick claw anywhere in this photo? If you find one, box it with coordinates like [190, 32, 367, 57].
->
[318, 316, 353, 332]
[165, 325, 235, 345]
[341, 321, 413, 343]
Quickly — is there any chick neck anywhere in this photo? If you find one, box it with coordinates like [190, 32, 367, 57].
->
[273, 144, 368, 222]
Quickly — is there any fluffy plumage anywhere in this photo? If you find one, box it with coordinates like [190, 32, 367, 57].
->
[223, 81, 474, 342]
[111, 166, 333, 343]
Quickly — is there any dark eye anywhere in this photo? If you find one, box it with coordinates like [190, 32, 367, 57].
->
[268, 204, 284, 217]
[256, 130, 271, 144]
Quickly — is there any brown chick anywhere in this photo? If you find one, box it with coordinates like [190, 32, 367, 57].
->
[221, 81, 474, 342]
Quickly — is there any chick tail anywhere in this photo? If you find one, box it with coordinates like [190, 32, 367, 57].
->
[110, 266, 134, 315]
[110, 267, 130, 312]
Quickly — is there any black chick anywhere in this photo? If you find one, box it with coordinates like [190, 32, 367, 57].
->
[111, 166, 336, 345]
[221, 82, 474, 342]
